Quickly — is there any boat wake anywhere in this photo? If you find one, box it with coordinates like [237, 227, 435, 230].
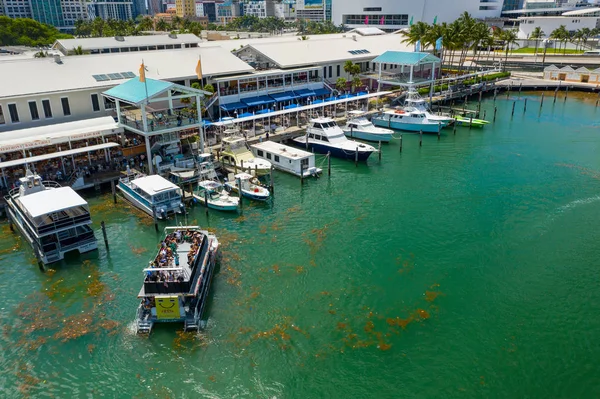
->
[556, 195, 600, 213]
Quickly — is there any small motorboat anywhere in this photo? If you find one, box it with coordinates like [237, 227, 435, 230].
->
[224, 173, 270, 201]
[454, 115, 490, 128]
[193, 180, 239, 212]
[342, 111, 394, 143]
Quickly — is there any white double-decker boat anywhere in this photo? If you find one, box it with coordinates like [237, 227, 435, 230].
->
[4, 171, 97, 265]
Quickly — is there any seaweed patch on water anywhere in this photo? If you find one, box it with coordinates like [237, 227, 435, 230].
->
[172, 330, 207, 352]
[302, 221, 338, 257]
[555, 163, 600, 180]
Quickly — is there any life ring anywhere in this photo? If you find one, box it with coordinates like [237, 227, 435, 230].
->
[395, 110, 405, 114]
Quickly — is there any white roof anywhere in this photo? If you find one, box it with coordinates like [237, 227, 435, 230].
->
[0, 116, 121, 154]
[348, 28, 386, 36]
[241, 35, 410, 68]
[132, 175, 179, 195]
[562, 7, 600, 16]
[251, 141, 313, 159]
[54, 34, 201, 51]
[18, 186, 88, 218]
[0, 46, 253, 99]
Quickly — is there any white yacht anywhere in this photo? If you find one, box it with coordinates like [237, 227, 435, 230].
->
[4, 171, 97, 264]
[293, 117, 376, 161]
[403, 89, 454, 125]
[118, 171, 184, 219]
[342, 111, 394, 143]
[220, 136, 272, 176]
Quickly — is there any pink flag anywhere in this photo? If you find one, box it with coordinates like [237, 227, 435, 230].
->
[364, 15, 369, 25]
[380, 16, 384, 25]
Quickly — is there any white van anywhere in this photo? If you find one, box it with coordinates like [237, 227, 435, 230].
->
[583, 50, 600, 56]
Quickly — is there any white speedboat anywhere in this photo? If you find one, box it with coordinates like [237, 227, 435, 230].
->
[118, 171, 184, 219]
[220, 136, 272, 176]
[225, 173, 270, 201]
[4, 170, 97, 264]
[193, 180, 239, 212]
[293, 117, 377, 161]
[342, 111, 394, 143]
[403, 89, 454, 125]
[372, 108, 446, 133]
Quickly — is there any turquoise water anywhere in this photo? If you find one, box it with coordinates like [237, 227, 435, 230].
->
[1, 93, 600, 398]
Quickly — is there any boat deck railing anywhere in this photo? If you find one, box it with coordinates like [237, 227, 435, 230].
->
[37, 213, 92, 235]
[6, 181, 61, 200]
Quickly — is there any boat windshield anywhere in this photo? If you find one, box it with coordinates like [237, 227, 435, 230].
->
[314, 121, 338, 129]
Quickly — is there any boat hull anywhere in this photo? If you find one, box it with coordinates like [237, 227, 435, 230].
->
[455, 117, 489, 128]
[372, 117, 442, 133]
[193, 194, 239, 212]
[343, 130, 393, 143]
[293, 140, 373, 161]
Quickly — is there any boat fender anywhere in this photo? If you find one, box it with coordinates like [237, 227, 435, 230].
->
[254, 188, 259, 193]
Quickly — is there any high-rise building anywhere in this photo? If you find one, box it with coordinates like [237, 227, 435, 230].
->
[243, 0, 277, 18]
[88, 0, 133, 20]
[502, 0, 525, 10]
[296, 0, 326, 21]
[175, 0, 195, 17]
[1, 0, 88, 31]
[132, 0, 147, 17]
[331, 0, 505, 32]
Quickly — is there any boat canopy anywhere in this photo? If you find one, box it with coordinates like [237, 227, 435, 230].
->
[241, 95, 275, 107]
[132, 175, 179, 195]
[18, 186, 88, 218]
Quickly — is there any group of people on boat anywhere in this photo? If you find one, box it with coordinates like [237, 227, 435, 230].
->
[144, 230, 204, 284]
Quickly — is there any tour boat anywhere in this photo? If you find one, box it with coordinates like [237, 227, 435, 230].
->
[224, 173, 270, 201]
[135, 226, 219, 334]
[220, 136, 272, 176]
[118, 171, 184, 219]
[251, 141, 322, 178]
[193, 180, 239, 212]
[454, 115, 490, 128]
[341, 111, 394, 143]
[4, 171, 97, 265]
[293, 117, 377, 162]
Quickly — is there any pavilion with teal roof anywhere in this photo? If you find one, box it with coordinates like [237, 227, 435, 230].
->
[369, 51, 441, 88]
[102, 78, 210, 173]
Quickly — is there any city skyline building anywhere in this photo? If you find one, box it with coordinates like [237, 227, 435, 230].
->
[87, 0, 133, 21]
[175, 0, 195, 17]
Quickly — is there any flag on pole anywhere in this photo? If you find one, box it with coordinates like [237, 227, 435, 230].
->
[195, 57, 203, 80]
[380, 16, 384, 25]
[139, 62, 147, 83]
[364, 15, 369, 25]
[409, 16, 413, 26]
[415, 40, 421, 52]
[435, 37, 443, 51]
[433, 16, 437, 25]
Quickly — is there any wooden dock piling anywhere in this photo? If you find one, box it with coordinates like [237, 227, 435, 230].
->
[152, 209, 158, 232]
[204, 190, 209, 216]
[564, 85, 569, 102]
[101, 221, 109, 251]
[524, 98, 527, 113]
[399, 134, 403, 152]
[327, 151, 331, 176]
[355, 146, 358, 167]
[493, 106, 497, 122]
[437, 122, 441, 139]
[511, 101, 516, 117]
[419, 131, 423, 147]
[540, 92, 545, 110]
[378, 141, 382, 161]
[111, 179, 117, 204]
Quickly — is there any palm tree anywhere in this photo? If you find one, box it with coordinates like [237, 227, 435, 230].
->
[138, 16, 154, 32]
[156, 18, 169, 32]
[530, 26, 544, 55]
[343, 60, 354, 79]
[471, 22, 491, 66]
[573, 29, 584, 51]
[401, 21, 430, 50]
[351, 76, 362, 93]
[550, 25, 569, 55]
[72, 45, 84, 55]
[171, 15, 183, 31]
[501, 29, 519, 71]
[580, 27, 591, 50]
[336, 77, 347, 93]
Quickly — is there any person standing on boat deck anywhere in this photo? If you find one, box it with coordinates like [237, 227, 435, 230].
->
[175, 230, 181, 243]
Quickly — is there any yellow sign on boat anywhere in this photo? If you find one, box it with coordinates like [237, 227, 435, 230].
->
[155, 295, 180, 320]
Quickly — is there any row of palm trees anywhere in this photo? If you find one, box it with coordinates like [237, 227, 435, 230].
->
[400, 12, 520, 72]
[530, 26, 600, 55]
[74, 16, 204, 38]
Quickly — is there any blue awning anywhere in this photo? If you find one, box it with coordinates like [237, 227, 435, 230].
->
[270, 91, 298, 102]
[202, 121, 214, 127]
[356, 91, 369, 96]
[313, 88, 331, 97]
[238, 112, 254, 118]
[312, 99, 325, 104]
[338, 94, 356, 99]
[220, 102, 247, 112]
[295, 89, 316, 98]
[324, 96, 337, 102]
[241, 95, 275, 107]
[284, 103, 300, 110]
[257, 108, 273, 114]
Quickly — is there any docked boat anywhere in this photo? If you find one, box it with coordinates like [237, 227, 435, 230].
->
[193, 180, 239, 212]
[220, 136, 272, 176]
[454, 115, 490, 128]
[118, 171, 184, 219]
[403, 89, 455, 125]
[293, 117, 377, 162]
[4, 171, 97, 264]
[224, 173, 270, 201]
[372, 108, 447, 133]
[342, 111, 394, 143]
[251, 141, 322, 178]
[168, 153, 219, 187]
[135, 226, 219, 334]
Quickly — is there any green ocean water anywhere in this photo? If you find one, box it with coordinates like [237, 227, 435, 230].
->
[1, 93, 600, 398]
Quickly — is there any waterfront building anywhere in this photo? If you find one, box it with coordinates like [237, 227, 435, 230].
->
[543, 64, 600, 83]
[53, 33, 202, 55]
[517, 7, 600, 38]
[331, 0, 504, 32]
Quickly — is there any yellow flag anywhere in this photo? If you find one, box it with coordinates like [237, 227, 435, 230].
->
[195, 59, 202, 80]
[139, 63, 146, 83]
